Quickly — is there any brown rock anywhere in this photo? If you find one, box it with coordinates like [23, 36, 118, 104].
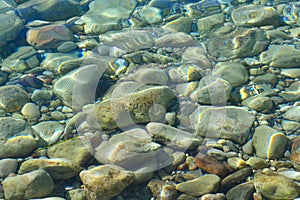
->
[27, 24, 74, 49]
[194, 154, 233, 177]
[221, 167, 252, 188]
[147, 180, 177, 200]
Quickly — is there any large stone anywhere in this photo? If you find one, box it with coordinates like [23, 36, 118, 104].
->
[208, 27, 268, 60]
[94, 128, 169, 171]
[242, 96, 273, 112]
[197, 13, 224, 33]
[0, 85, 29, 112]
[18, 158, 81, 180]
[0, 158, 18, 178]
[280, 81, 300, 102]
[190, 76, 232, 104]
[282, 106, 300, 122]
[212, 62, 249, 87]
[26, 24, 74, 49]
[0, 12, 24, 48]
[146, 122, 203, 150]
[260, 45, 300, 68]
[77, 0, 137, 34]
[79, 165, 134, 200]
[32, 121, 64, 145]
[16, 0, 81, 21]
[253, 125, 288, 159]
[232, 5, 281, 27]
[47, 137, 92, 166]
[0, 117, 39, 158]
[226, 182, 255, 200]
[2, 169, 54, 200]
[192, 106, 255, 144]
[176, 174, 221, 197]
[93, 85, 176, 130]
[254, 171, 300, 200]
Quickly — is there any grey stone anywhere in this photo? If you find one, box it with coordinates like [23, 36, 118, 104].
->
[212, 62, 248, 87]
[0, 85, 30, 112]
[192, 106, 255, 144]
[16, 0, 81, 21]
[181, 46, 213, 69]
[31, 89, 53, 104]
[32, 121, 64, 145]
[93, 85, 176, 130]
[137, 6, 162, 24]
[221, 167, 252, 188]
[232, 5, 280, 26]
[260, 45, 300, 68]
[254, 171, 300, 200]
[57, 41, 77, 53]
[282, 120, 300, 132]
[94, 128, 168, 171]
[146, 122, 203, 150]
[77, 0, 137, 34]
[19, 158, 81, 180]
[253, 125, 288, 159]
[280, 81, 300, 102]
[0, 117, 39, 158]
[0, 12, 24, 48]
[47, 137, 92, 166]
[281, 68, 300, 79]
[79, 165, 134, 200]
[190, 75, 232, 104]
[0, 158, 18, 178]
[283, 106, 300, 122]
[197, 13, 224, 33]
[163, 16, 192, 33]
[208, 27, 268, 60]
[2, 169, 54, 200]
[242, 96, 273, 112]
[226, 182, 255, 200]
[130, 68, 169, 85]
[246, 157, 269, 170]
[168, 64, 202, 83]
[21, 102, 40, 120]
[176, 174, 221, 196]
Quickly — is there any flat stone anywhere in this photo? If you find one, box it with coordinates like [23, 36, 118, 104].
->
[254, 171, 300, 200]
[78, 0, 137, 34]
[208, 27, 268, 60]
[176, 174, 221, 197]
[232, 5, 280, 27]
[253, 125, 288, 159]
[27, 24, 74, 49]
[2, 169, 54, 200]
[260, 45, 300, 68]
[168, 64, 202, 83]
[0, 117, 39, 158]
[146, 122, 203, 150]
[283, 106, 300, 122]
[16, 0, 81, 21]
[280, 81, 300, 102]
[221, 167, 252, 189]
[195, 154, 232, 178]
[192, 106, 255, 144]
[47, 137, 92, 166]
[282, 120, 300, 132]
[0, 85, 29, 112]
[130, 67, 169, 85]
[181, 46, 213, 69]
[252, 73, 277, 87]
[163, 16, 192, 33]
[212, 62, 248, 87]
[197, 13, 224, 33]
[279, 170, 300, 182]
[94, 128, 168, 171]
[190, 76, 232, 104]
[79, 165, 134, 200]
[93, 85, 176, 130]
[32, 121, 64, 145]
[281, 68, 300, 79]
[18, 158, 81, 180]
[226, 182, 255, 200]
[138, 6, 162, 24]
[31, 89, 53, 104]
[0, 158, 18, 178]
[200, 193, 225, 200]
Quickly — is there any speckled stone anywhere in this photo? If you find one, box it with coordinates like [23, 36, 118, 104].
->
[253, 125, 288, 159]
[80, 165, 134, 200]
[254, 171, 300, 200]
[2, 169, 54, 200]
[19, 158, 81, 180]
[192, 106, 255, 144]
[0, 85, 30, 112]
[176, 174, 221, 197]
